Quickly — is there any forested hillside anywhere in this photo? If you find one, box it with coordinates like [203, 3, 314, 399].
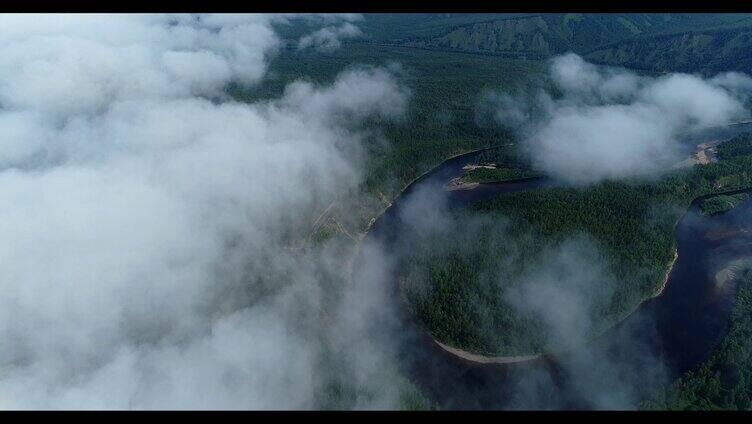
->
[584, 28, 752, 74]
[235, 14, 752, 239]
[397, 14, 674, 59]
[229, 43, 546, 231]
[352, 13, 752, 73]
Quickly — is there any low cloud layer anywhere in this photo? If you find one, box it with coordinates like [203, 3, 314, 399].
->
[298, 22, 363, 52]
[391, 182, 670, 409]
[0, 14, 409, 409]
[491, 53, 752, 184]
[4, 16, 742, 411]
[505, 237, 668, 409]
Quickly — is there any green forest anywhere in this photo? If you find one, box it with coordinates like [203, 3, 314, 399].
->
[402, 133, 752, 356]
[717, 132, 752, 160]
[229, 44, 544, 208]
[700, 193, 750, 215]
[461, 166, 539, 184]
[363, 13, 752, 74]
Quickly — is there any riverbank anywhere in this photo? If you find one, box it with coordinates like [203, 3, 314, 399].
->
[362, 145, 506, 236]
[345, 145, 510, 280]
[434, 340, 541, 364]
[654, 248, 679, 298]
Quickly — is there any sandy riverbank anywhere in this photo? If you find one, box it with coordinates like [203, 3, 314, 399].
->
[673, 140, 721, 168]
[434, 340, 542, 364]
[653, 248, 679, 298]
[445, 176, 480, 191]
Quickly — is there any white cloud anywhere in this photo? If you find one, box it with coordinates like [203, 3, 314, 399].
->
[298, 23, 363, 52]
[0, 13, 409, 409]
[495, 53, 752, 184]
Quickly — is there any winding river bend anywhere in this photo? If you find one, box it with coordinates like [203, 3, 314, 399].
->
[355, 123, 752, 409]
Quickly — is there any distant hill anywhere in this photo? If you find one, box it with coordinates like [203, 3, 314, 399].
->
[355, 13, 752, 73]
[584, 27, 752, 73]
[396, 14, 674, 58]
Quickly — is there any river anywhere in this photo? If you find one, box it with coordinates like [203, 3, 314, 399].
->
[354, 123, 752, 409]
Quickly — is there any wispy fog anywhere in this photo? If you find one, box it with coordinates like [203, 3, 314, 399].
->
[488, 53, 752, 184]
[0, 13, 410, 409]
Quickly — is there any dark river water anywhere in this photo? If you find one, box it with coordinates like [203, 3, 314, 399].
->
[356, 123, 752, 409]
